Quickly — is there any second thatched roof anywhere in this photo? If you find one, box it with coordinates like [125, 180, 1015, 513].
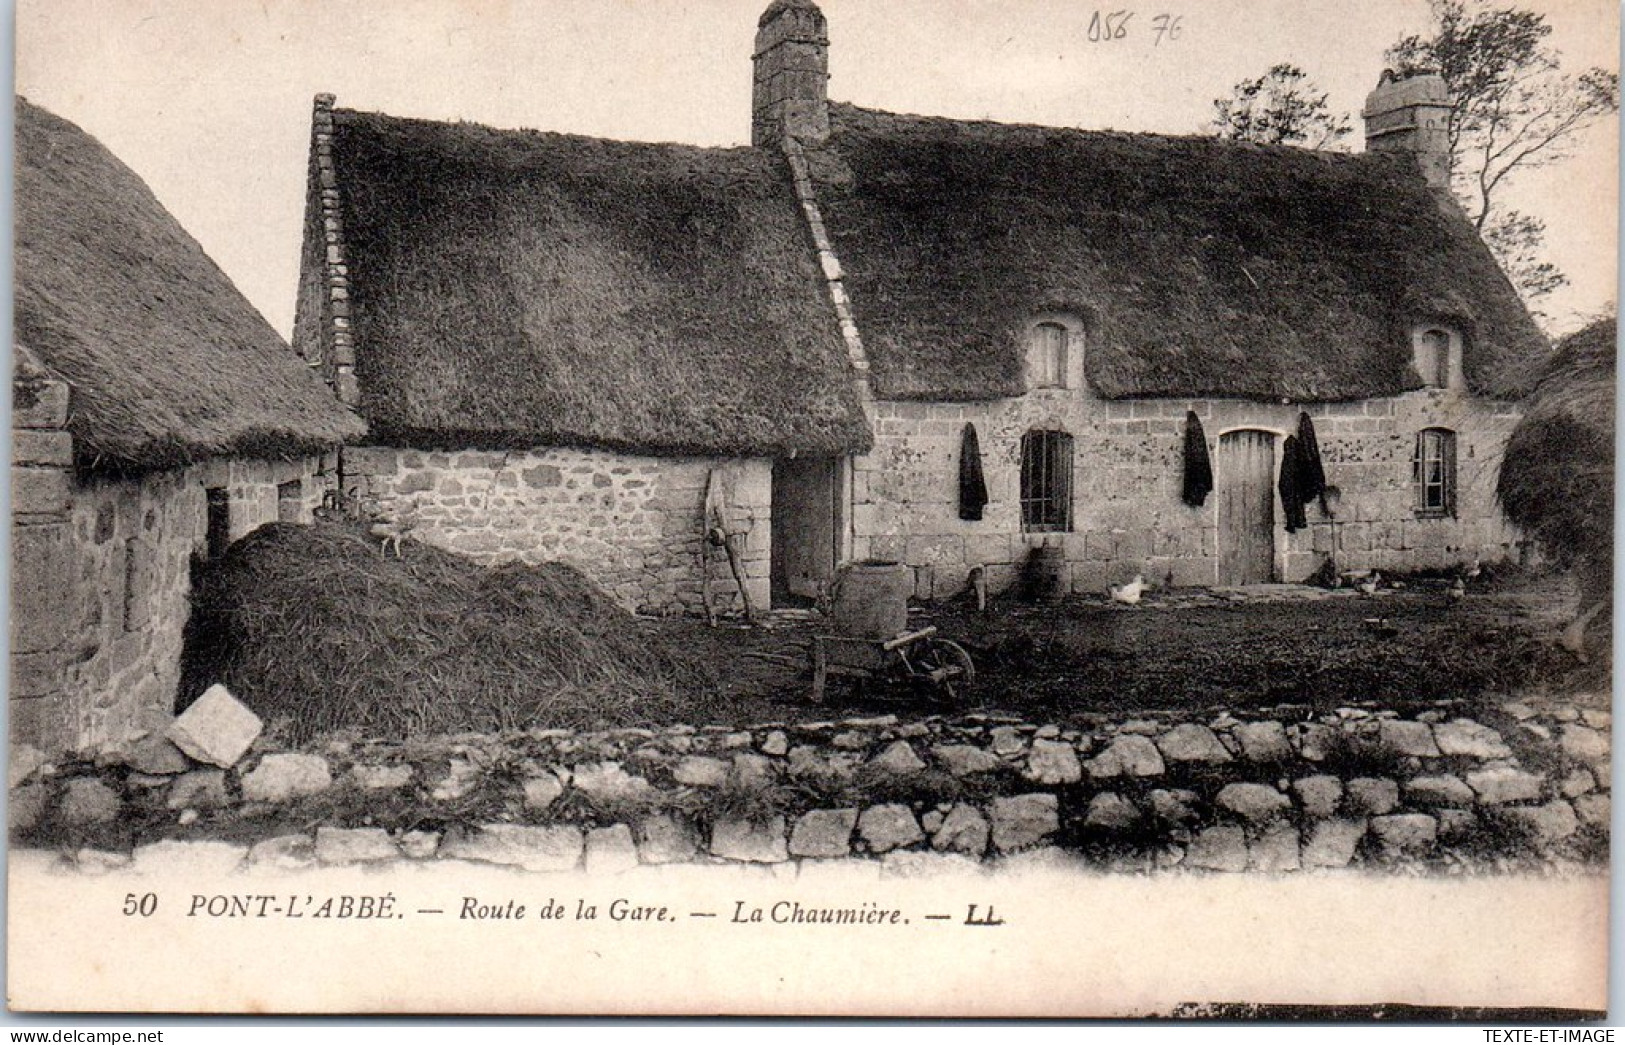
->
[1498, 318, 1616, 569]
[14, 98, 364, 472]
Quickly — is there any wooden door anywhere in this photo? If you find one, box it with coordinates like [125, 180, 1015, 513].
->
[1217, 430, 1277, 585]
[771, 456, 840, 606]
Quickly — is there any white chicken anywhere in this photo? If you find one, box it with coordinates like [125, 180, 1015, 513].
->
[1356, 571, 1382, 597]
[1108, 574, 1147, 606]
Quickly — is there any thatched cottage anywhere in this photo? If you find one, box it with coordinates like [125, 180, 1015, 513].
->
[294, 0, 1546, 613]
[12, 98, 366, 752]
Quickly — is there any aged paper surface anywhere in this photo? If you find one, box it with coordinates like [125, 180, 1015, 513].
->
[9, 0, 1617, 1018]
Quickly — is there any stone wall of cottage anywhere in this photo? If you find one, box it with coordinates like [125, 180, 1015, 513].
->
[340, 447, 772, 616]
[10, 422, 336, 755]
[852, 382, 1523, 600]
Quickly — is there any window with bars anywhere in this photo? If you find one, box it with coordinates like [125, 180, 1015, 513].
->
[1020, 429, 1074, 532]
[1027, 322, 1069, 389]
[1412, 428, 1457, 517]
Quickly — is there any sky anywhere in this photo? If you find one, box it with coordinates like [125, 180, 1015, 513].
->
[14, 0, 1621, 338]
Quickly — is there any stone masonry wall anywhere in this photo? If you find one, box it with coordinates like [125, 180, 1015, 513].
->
[854, 380, 1523, 600]
[341, 447, 771, 616]
[11, 449, 335, 756]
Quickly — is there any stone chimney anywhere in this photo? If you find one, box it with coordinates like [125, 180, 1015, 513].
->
[752, 0, 829, 148]
[1363, 69, 1453, 193]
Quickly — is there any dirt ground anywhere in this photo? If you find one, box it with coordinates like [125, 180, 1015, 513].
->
[655, 571, 1607, 728]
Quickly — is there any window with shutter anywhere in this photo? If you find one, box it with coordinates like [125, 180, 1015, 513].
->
[1413, 328, 1458, 389]
[1027, 322, 1069, 389]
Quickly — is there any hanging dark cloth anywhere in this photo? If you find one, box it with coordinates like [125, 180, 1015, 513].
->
[1295, 411, 1328, 511]
[1279, 434, 1309, 532]
[1181, 411, 1214, 507]
[958, 422, 988, 521]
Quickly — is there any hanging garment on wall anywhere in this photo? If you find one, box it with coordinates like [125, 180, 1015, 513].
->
[1295, 411, 1328, 512]
[1279, 434, 1309, 532]
[1181, 410, 1214, 507]
[959, 422, 989, 521]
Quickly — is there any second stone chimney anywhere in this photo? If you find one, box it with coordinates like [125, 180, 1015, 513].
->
[1363, 69, 1454, 193]
[752, 0, 829, 148]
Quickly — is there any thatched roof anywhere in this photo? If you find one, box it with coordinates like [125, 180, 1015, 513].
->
[13, 98, 364, 472]
[321, 108, 872, 457]
[809, 104, 1548, 402]
[1498, 318, 1616, 568]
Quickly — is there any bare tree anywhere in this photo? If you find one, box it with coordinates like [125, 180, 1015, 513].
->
[1210, 63, 1353, 149]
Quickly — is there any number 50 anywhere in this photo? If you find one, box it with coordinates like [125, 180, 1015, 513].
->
[123, 892, 157, 917]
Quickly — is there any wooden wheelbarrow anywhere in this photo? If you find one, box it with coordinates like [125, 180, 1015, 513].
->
[808, 626, 974, 705]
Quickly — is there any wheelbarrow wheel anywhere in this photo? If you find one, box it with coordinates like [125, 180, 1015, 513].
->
[914, 638, 975, 705]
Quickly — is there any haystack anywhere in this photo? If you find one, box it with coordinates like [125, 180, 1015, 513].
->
[14, 98, 364, 472]
[1498, 318, 1616, 595]
[181, 523, 711, 742]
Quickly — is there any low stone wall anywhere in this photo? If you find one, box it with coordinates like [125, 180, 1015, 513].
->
[856, 389, 1523, 600]
[14, 691, 1607, 876]
[340, 446, 770, 616]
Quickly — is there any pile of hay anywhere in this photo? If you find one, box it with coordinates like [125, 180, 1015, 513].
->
[1498, 318, 1615, 588]
[180, 522, 711, 743]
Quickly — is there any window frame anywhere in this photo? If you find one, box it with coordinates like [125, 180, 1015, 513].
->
[1412, 326, 1460, 390]
[1412, 427, 1458, 518]
[1020, 428, 1075, 533]
[1027, 321, 1070, 390]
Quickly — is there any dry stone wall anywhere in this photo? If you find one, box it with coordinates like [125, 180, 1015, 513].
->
[340, 447, 771, 616]
[855, 386, 1522, 601]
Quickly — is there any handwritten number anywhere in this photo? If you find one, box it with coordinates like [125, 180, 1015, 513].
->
[1152, 14, 1183, 45]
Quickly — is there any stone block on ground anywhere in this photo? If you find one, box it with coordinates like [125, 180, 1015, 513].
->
[933, 744, 1002, 776]
[1233, 721, 1292, 763]
[869, 741, 927, 776]
[989, 793, 1059, 852]
[1149, 789, 1199, 825]
[637, 814, 700, 864]
[1302, 818, 1367, 869]
[1084, 792, 1141, 830]
[988, 726, 1025, 756]
[858, 803, 925, 853]
[523, 774, 565, 810]
[730, 754, 777, 789]
[585, 824, 641, 875]
[672, 756, 729, 788]
[1573, 793, 1610, 828]
[1156, 724, 1232, 764]
[1432, 719, 1512, 759]
[1185, 824, 1248, 872]
[241, 754, 332, 803]
[1215, 782, 1290, 822]
[167, 769, 229, 811]
[1559, 725, 1609, 766]
[1377, 720, 1441, 758]
[1086, 735, 1165, 778]
[1404, 775, 1475, 808]
[1499, 801, 1579, 846]
[1466, 766, 1544, 805]
[166, 684, 263, 769]
[122, 733, 192, 776]
[316, 826, 399, 864]
[1345, 777, 1399, 815]
[572, 762, 657, 805]
[1024, 739, 1082, 784]
[60, 777, 121, 825]
[441, 824, 584, 872]
[1293, 776, 1342, 819]
[710, 817, 789, 863]
[789, 808, 858, 859]
[931, 804, 989, 856]
[1249, 823, 1301, 873]
[8, 783, 46, 833]
[1370, 813, 1438, 853]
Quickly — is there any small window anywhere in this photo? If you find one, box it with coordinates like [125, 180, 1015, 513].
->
[205, 487, 232, 559]
[1020, 429, 1074, 532]
[1412, 428, 1457, 517]
[1413, 328, 1455, 389]
[1028, 322, 1069, 389]
[277, 480, 304, 524]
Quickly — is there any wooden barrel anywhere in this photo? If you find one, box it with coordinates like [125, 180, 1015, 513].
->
[830, 560, 912, 639]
